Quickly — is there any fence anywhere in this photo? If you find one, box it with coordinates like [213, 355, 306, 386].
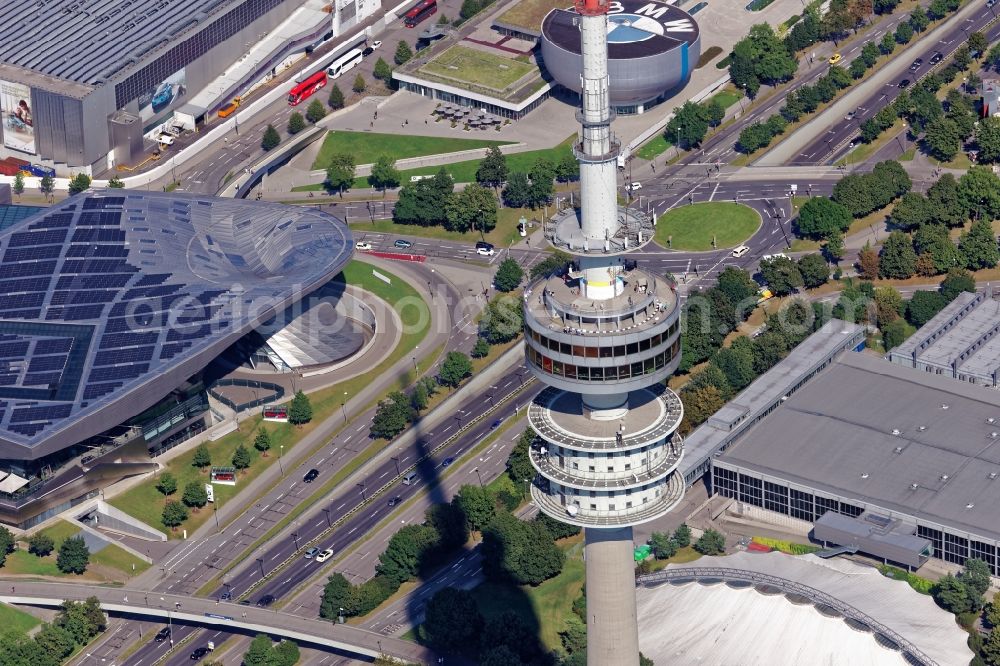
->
[208, 379, 286, 413]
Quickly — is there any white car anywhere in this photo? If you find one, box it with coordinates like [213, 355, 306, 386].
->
[315, 548, 334, 563]
[626, 182, 642, 191]
[477, 247, 495, 256]
[355, 241, 372, 251]
[732, 245, 750, 258]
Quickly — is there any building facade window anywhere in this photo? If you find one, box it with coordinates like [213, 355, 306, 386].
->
[815, 496, 838, 519]
[971, 541, 997, 575]
[763, 480, 788, 514]
[738, 473, 762, 507]
[713, 466, 737, 499]
[917, 525, 943, 559]
[789, 488, 814, 522]
[943, 532, 969, 565]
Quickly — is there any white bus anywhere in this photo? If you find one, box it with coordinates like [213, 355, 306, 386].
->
[327, 48, 363, 79]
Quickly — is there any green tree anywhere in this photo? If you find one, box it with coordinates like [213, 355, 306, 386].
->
[156, 471, 178, 496]
[679, 385, 725, 434]
[873, 286, 904, 324]
[989, 43, 1000, 71]
[287, 112, 306, 134]
[369, 155, 401, 192]
[192, 444, 211, 468]
[927, 173, 965, 227]
[940, 267, 976, 301]
[479, 295, 524, 344]
[983, 629, 1000, 665]
[39, 174, 55, 200]
[797, 254, 829, 288]
[471, 337, 490, 358]
[878, 31, 895, 54]
[261, 124, 280, 151]
[12, 171, 24, 199]
[528, 158, 555, 207]
[534, 513, 580, 541]
[161, 500, 188, 529]
[890, 192, 929, 230]
[976, 116, 1000, 164]
[502, 171, 531, 208]
[507, 429, 535, 486]
[182, 481, 208, 509]
[882, 318, 908, 350]
[28, 532, 55, 557]
[737, 122, 773, 153]
[394, 169, 453, 226]
[56, 536, 90, 574]
[305, 98, 327, 123]
[438, 351, 473, 387]
[482, 511, 565, 585]
[445, 183, 497, 233]
[68, 173, 91, 195]
[705, 99, 725, 127]
[694, 529, 726, 555]
[936, 573, 973, 613]
[410, 381, 429, 412]
[324, 153, 356, 195]
[878, 231, 917, 279]
[328, 83, 345, 110]
[373, 57, 392, 82]
[914, 223, 961, 274]
[494, 257, 524, 292]
[674, 523, 692, 547]
[824, 229, 845, 262]
[713, 340, 755, 391]
[352, 74, 366, 93]
[665, 101, 709, 149]
[650, 532, 678, 559]
[954, 44, 972, 70]
[906, 290, 947, 327]
[797, 196, 851, 238]
[371, 392, 412, 439]
[728, 23, 798, 95]
[960, 219, 1000, 270]
[894, 20, 913, 44]
[476, 146, 508, 190]
[273, 640, 300, 666]
[959, 166, 1000, 220]
[232, 444, 252, 470]
[908, 5, 929, 31]
[556, 151, 579, 182]
[716, 266, 759, 310]
[34, 624, 76, 660]
[760, 256, 804, 295]
[481, 610, 544, 664]
[377, 524, 439, 584]
[289, 391, 313, 425]
[923, 118, 961, 161]
[319, 573, 353, 620]
[455, 484, 495, 531]
[394, 40, 413, 66]
[244, 634, 274, 666]
[422, 587, 483, 651]
[253, 428, 271, 454]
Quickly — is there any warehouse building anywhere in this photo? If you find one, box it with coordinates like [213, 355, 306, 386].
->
[0, 0, 381, 175]
[700, 325, 1000, 574]
[0, 190, 352, 527]
[888, 290, 1000, 388]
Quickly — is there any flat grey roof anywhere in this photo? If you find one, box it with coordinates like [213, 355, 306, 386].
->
[891, 291, 1000, 381]
[0, 0, 240, 86]
[680, 319, 865, 482]
[721, 352, 1000, 542]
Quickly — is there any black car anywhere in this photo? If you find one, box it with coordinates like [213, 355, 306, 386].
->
[256, 594, 276, 607]
[929, 51, 944, 64]
[155, 627, 171, 642]
[362, 46, 375, 57]
[388, 495, 402, 507]
[190, 647, 211, 661]
[303, 468, 319, 483]
[442, 457, 455, 467]
[908, 58, 923, 71]
[898, 79, 911, 88]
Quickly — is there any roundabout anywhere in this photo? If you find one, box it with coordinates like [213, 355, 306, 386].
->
[653, 202, 761, 251]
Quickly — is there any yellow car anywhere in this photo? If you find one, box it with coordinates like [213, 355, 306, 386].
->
[828, 53, 842, 65]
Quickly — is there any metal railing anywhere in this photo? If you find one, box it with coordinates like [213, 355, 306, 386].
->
[208, 378, 285, 413]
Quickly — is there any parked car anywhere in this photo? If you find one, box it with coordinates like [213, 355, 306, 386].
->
[394, 239, 413, 249]
[316, 548, 334, 563]
[355, 241, 372, 251]
[305, 547, 320, 559]
[828, 53, 842, 64]
[732, 245, 750, 258]
[303, 468, 320, 483]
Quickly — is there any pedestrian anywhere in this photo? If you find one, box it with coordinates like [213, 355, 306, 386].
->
[124, 594, 128, 603]
[370, 121, 373, 128]
[374, 111, 378, 120]
[10, 585, 13, 593]
[425, 119, 428, 124]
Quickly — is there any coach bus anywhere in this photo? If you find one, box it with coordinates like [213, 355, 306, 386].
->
[404, 0, 436, 27]
[327, 48, 364, 79]
[287, 70, 327, 105]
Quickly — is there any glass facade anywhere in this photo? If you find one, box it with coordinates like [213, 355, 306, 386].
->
[526, 340, 678, 382]
[527, 320, 679, 359]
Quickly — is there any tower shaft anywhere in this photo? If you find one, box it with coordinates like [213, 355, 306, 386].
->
[585, 527, 640, 666]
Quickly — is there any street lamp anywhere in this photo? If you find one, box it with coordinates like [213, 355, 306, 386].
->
[292, 532, 300, 550]
[278, 445, 284, 475]
[322, 507, 331, 527]
[358, 482, 367, 500]
[391, 456, 401, 476]
[256, 558, 265, 577]
[473, 467, 483, 487]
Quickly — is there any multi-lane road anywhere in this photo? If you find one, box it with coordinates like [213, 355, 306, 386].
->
[791, 1, 1000, 165]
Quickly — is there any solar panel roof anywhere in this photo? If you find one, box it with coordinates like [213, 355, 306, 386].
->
[0, 191, 352, 460]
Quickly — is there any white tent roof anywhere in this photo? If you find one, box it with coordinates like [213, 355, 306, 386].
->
[637, 551, 972, 666]
[0, 472, 29, 494]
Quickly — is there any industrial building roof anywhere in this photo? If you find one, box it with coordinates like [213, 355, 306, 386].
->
[0, 0, 241, 86]
[720, 352, 1000, 542]
[637, 551, 973, 666]
[890, 291, 1000, 382]
[0, 190, 351, 460]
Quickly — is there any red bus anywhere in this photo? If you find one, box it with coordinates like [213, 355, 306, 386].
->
[404, 0, 436, 27]
[288, 71, 327, 105]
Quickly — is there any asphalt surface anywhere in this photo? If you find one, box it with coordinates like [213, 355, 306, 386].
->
[122, 369, 540, 666]
[791, 2, 1000, 165]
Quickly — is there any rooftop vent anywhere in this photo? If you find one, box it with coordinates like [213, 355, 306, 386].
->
[942, 404, 950, 410]
[989, 417, 996, 424]
[918, 425, 927, 431]
[941, 474, 949, 482]
[910, 483, 919, 490]
[861, 473, 869, 479]
[894, 446, 903, 453]
[891, 428, 901, 436]
[992, 432, 999, 439]
[967, 503, 975, 509]
[991, 472, 999, 480]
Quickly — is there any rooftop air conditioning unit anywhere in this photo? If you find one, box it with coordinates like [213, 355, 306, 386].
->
[941, 474, 949, 482]
[894, 446, 903, 453]
[891, 429, 901, 436]
[967, 503, 975, 509]
[910, 483, 919, 490]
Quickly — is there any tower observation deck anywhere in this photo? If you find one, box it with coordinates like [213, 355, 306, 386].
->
[522, 0, 685, 663]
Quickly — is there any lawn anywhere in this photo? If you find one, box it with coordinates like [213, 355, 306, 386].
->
[0, 602, 41, 634]
[710, 89, 742, 109]
[647, 545, 703, 572]
[350, 206, 537, 248]
[495, 0, 566, 31]
[2, 520, 149, 580]
[636, 134, 673, 161]
[110, 260, 431, 539]
[295, 136, 576, 190]
[311, 131, 513, 170]
[654, 202, 760, 251]
[470, 535, 585, 652]
[419, 46, 535, 91]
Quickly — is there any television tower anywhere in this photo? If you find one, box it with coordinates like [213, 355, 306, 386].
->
[523, 0, 685, 663]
